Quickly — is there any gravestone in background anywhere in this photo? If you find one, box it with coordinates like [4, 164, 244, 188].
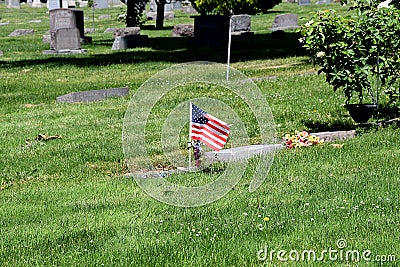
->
[94, 0, 109, 9]
[32, 0, 42, 7]
[54, 28, 81, 51]
[49, 9, 85, 49]
[298, 0, 311, 5]
[7, 0, 21, 9]
[47, 0, 61, 9]
[231, 15, 251, 33]
[9, 29, 35, 37]
[56, 87, 129, 103]
[182, 5, 198, 14]
[172, 24, 194, 37]
[270, 13, 300, 31]
[317, 0, 332, 3]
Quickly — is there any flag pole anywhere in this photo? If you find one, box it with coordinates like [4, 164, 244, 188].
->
[226, 10, 233, 83]
[188, 102, 192, 169]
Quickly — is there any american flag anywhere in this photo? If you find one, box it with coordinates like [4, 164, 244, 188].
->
[190, 103, 230, 151]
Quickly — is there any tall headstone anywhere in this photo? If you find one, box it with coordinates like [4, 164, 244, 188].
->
[7, 0, 21, 9]
[149, 0, 157, 11]
[49, 9, 85, 49]
[94, 0, 109, 8]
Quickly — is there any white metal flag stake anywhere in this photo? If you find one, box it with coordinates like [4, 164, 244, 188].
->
[226, 11, 233, 82]
[188, 102, 192, 169]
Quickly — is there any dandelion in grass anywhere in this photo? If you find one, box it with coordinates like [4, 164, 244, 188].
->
[264, 217, 270, 222]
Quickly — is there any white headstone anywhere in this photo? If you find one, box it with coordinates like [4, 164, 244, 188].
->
[7, 0, 21, 9]
[47, 0, 61, 10]
[94, 0, 109, 8]
[32, 0, 43, 8]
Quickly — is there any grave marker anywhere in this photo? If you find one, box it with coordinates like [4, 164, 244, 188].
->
[7, 0, 21, 9]
[270, 13, 300, 31]
[54, 28, 81, 51]
[9, 29, 35, 37]
[94, 0, 109, 9]
[56, 87, 129, 103]
[298, 0, 311, 5]
[47, 0, 62, 9]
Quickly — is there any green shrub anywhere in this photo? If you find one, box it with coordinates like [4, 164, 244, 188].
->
[300, 0, 400, 105]
[189, 0, 282, 15]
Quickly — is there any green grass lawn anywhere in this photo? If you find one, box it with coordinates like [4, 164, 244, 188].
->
[1, 2, 399, 266]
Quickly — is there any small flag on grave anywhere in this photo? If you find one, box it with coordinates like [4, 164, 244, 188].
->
[190, 103, 230, 151]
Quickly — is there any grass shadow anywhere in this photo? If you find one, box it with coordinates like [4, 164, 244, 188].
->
[0, 32, 305, 68]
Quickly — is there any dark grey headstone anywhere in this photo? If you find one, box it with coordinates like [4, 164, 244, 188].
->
[94, 0, 108, 8]
[270, 13, 299, 31]
[231, 14, 251, 32]
[54, 28, 81, 50]
[57, 87, 129, 103]
[49, 9, 84, 37]
[9, 29, 35, 37]
[172, 24, 194, 37]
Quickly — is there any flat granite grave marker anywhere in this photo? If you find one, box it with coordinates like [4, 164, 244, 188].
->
[9, 29, 35, 37]
[57, 87, 129, 103]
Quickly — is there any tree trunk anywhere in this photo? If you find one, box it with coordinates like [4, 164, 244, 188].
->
[126, 0, 136, 27]
[156, 0, 166, 29]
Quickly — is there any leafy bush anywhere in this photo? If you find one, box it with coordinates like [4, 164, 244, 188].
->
[300, 0, 400, 105]
[189, 0, 282, 15]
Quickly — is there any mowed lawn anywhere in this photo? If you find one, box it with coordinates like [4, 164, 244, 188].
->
[1, 2, 399, 266]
